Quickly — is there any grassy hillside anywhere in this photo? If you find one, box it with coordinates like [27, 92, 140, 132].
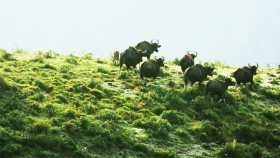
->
[0, 49, 279, 158]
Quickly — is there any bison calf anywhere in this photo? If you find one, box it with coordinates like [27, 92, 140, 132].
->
[205, 78, 233, 104]
[140, 57, 165, 85]
[112, 51, 120, 64]
[183, 63, 215, 87]
[233, 63, 258, 91]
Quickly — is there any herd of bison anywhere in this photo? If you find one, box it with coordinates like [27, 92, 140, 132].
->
[112, 40, 259, 103]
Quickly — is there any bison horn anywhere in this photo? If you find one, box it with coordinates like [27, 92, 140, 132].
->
[248, 63, 251, 67]
[256, 63, 259, 68]
[156, 39, 159, 44]
[204, 62, 209, 67]
[194, 51, 198, 57]
[151, 39, 159, 44]
[161, 56, 165, 61]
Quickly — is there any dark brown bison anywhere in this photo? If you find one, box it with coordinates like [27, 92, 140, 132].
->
[183, 63, 215, 87]
[205, 78, 233, 104]
[119, 46, 145, 74]
[180, 51, 197, 73]
[112, 51, 120, 64]
[233, 63, 258, 91]
[135, 40, 161, 59]
[140, 56, 165, 85]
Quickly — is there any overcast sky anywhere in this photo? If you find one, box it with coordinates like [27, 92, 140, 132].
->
[0, 0, 279, 67]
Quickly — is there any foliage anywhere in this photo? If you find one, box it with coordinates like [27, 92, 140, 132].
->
[0, 50, 279, 157]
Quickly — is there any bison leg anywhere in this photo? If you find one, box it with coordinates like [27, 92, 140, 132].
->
[218, 94, 227, 104]
[184, 78, 188, 88]
[119, 62, 124, 74]
[250, 80, 256, 91]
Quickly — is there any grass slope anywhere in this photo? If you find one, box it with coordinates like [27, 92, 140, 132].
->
[0, 49, 279, 158]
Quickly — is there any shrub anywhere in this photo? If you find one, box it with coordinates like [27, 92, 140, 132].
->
[0, 76, 11, 91]
[32, 92, 45, 101]
[95, 109, 120, 122]
[0, 143, 23, 158]
[44, 50, 56, 59]
[233, 125, 277, 147]
[149, 147, 177, 158]
[60, 65, 72, 73]
[90, 88, 104, 99]
[133, 116, 172, 137]
[161, 110, 188, 125]
[32, 119, 51, 134]
[62, 120, 81, 135]
[87, 78, 101, 89]
[32, 51, 45, 63]
[65, 54, 79, 65]
[32, 79, 53, 93]
[56, 94, 68, 104]
[0, 51, 14, 61]
[172, 58, 180, 65]
[97, 67, 109, 73]
[72, 82, 90, 93]
[218, 141, 264, 158]
[82, 53, 93, 60]
[41, 63, 56, 70]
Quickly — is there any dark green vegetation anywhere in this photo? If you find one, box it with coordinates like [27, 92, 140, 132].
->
[0, 49, 279, 158]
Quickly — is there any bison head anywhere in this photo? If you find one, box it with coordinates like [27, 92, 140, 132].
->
[204, 63, 215, 76]
[155, 56, 165, 67]
[151, 39, 161, 52]
[190, 51, 198, 59]
[248, 63, 258, 75]
[225, 78, 234, 86]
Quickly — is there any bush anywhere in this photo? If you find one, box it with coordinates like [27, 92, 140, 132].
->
[218, 141, 264, 158]
[32, 119, 51, 134]
[82, 53, 93, 60]
[62, 120, 81, 135]
[90, 88, 104, 99]
[0, 143, 23, 158]
[65, 54, 79, 65]
[72, 82, 90, 93]
[161, 110, 188, 125]
[95, 109, 120, 122]
[41, 63, 56, 70]
[172, 58, 180, 65]
[32, 79, 53, 93]
[0, 51, 14, 61]
[133, 116, 172, 137]
[0, 76, 11, 91]
[56, 94, 68, 104]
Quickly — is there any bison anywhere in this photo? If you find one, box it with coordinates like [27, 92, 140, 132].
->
[112, 51, 120, 64]
[119, 46, 145, 74]
[233, 63, 258, 91]
[180, 51, 198, 73]
[135, 40, 161, 59]
[205, 78, 233, 104]
[183, 63, 215, 87]
[140, 56, 165, 85]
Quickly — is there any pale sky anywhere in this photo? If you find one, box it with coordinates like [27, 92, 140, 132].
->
[0, 0, 279, 67]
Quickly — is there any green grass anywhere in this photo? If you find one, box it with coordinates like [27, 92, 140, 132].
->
[0, 49, 279, 157]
